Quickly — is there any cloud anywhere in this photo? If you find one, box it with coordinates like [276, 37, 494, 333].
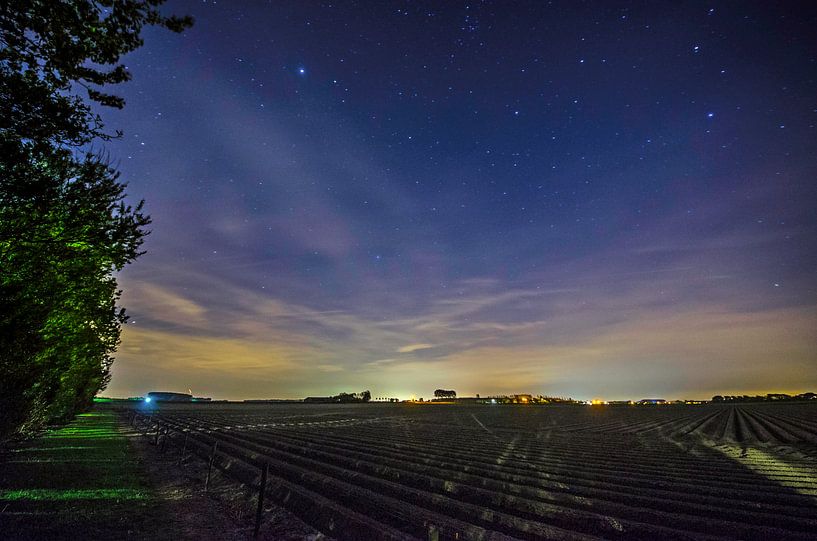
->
[110, 251, 817, 402]
[109, 325, 305, 397]
[315, 364, 345, 373]
[108, 119, 817, 402]
[125, 283, 207, 328]
[397, 343, 435, 353]
[363, 305, 817, 400]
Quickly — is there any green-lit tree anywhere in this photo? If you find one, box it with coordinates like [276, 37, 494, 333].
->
[0, 1, 192, 439]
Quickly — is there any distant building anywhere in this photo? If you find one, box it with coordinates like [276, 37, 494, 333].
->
[455, 397, 492, 404]
[145, 391, 193, 402]
[766, 393, 792, 401]
[304, 396, 335, 404]
[637, 398, 667, 405]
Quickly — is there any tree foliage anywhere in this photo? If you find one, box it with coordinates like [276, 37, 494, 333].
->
[434, 389, 457, 399]
[328, 390, 372, 403]
[1, 0, 192, 149]
[0, 1, 191, 440]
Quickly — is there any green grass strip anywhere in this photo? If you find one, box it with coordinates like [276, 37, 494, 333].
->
[0, 488, 148, 501]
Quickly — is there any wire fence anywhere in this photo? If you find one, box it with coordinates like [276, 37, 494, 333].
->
[127, 410, 271, 537]
[124, 409, 443, 541]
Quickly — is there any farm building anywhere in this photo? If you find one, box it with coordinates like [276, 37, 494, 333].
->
[303, 396, 335, 404]
[454, 397, 493, 404]
[145, 391, 193, 402]
[636, 398, 667, 405]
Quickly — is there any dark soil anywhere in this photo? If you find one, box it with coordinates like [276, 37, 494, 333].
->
[128, 418, 328, 540]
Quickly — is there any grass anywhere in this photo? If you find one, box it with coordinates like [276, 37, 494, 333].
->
[0, 488, 148, 501]
[0, 410, 175, 539]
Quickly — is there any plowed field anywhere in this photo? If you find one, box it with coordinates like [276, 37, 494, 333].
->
[124, 402, 817, 540]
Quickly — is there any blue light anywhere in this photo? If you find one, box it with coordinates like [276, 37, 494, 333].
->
[144, 396, 152, 403]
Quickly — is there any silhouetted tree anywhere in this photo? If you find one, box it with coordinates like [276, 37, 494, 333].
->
[327, 390, 373, 403]
[434, 389, 457, 399]
[0, 1, 192, 439]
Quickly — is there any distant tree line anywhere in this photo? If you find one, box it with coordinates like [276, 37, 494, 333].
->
[427, 391, 582, 404]
[712, 393, 816, 403]
[0, 1, 192, 440]
[304, 390, 372, 404]
[334, 390, 371, 403]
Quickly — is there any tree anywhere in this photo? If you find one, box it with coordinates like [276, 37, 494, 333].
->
[434, 389, 457, 399]
[328, 390, 372, 403]
[0, 1, 192, 440]
[1, 1, 192, 149]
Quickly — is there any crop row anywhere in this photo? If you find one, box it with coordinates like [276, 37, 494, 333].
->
[127, 404, 817, 540]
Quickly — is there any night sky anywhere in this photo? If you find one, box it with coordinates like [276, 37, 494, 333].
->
[102, 1, 817, 401]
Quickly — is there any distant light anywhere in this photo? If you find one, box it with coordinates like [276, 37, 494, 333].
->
[707, 112, 714, 118]
[144, 396, 152, 403]
[298, 67, 306, 75]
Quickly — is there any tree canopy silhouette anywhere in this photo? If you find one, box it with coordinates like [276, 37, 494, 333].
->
[0, 1, 192, 439]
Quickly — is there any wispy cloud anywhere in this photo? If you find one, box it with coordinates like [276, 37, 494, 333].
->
[111, 248, 817, 400]
[397, 343, 435, 353]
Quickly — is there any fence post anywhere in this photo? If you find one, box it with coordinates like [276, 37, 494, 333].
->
[160, 427, 168, 453]
[205, 441, 218, 492]
[427, 523, 439, 541]
[178, 433, 188, 465]
[254, 462, 269, 538]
